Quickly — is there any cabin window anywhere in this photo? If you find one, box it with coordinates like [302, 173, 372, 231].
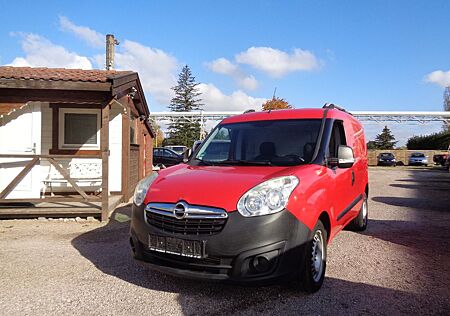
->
[59, 108, 101, 150]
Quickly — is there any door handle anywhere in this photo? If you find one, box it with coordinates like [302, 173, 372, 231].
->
[351, 170, 355, 186]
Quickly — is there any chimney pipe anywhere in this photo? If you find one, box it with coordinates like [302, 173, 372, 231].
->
[106, 34, 119, 70]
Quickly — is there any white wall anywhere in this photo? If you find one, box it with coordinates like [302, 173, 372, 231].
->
[1, 102, 124, 198]
[40, 103, 122, 193]
[108, 104, 122, 192]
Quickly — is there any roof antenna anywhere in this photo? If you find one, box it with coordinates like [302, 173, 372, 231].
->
[106, 34, 119, 70]
[272, 87, 277, 99]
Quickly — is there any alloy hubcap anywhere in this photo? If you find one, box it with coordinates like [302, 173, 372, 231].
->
[362, 198, 368, 224]
[311, 230, 325, 282]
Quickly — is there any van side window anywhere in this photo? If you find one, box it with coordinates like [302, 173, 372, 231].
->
[328, 121, 347, 158]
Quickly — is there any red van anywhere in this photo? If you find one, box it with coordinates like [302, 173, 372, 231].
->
[130, 104, 369, 293]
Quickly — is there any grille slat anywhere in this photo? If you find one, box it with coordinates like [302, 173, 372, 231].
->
[145, 202, 228, 235]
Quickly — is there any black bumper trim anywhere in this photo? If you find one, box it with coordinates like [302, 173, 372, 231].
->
[130, 203, 312, 283]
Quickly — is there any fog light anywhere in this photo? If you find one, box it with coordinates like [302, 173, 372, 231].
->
[251, 255, 271, 273]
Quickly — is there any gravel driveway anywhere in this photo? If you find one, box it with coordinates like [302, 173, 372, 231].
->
[1, 167, 449, 315]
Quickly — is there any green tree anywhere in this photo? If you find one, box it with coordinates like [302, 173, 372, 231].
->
[406, 131, 450, 150]
[373, 125, 397, 149]
[167, 65, 203, 147]
[367, 141, 377, 150]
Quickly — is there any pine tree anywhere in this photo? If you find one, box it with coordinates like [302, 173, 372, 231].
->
[374, 125, 397, 149]
[444, 87, 450, 112]
[167, 65, 203, 147]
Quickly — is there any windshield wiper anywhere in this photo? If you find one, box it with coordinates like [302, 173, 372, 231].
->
[209, 160, 274, 166]
[193, 158, 215, 166]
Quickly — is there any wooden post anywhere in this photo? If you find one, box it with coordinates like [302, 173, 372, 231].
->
[101, 101, 111, 221]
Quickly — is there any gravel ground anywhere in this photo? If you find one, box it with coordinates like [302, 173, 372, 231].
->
[0, 167, 449, 315]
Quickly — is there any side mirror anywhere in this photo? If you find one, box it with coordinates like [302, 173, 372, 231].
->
[183, 150, 191, 163]
[337, 145, 355, 168]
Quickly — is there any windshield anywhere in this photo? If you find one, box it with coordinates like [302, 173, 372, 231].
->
[380, 153, 393, 157]
[193, 119, 322, 166]
[411, 153, 425, 158]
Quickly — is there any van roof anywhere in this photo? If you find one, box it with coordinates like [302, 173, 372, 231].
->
[221, 108, 356, 125]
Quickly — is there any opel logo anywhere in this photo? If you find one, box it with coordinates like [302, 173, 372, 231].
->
[173, 201, 188, 219]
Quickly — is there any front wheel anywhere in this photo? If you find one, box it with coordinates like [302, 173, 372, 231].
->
[296, 220, 328, 293]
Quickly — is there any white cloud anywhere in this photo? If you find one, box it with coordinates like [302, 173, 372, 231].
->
[425, 70, 450, 88]
[236, 46, 320, 77]
[113, 40, 178, 104]
[59, 16, 104, 48]
[237, 75, 258, 90]
[198, 83, 267, 111]
[206, 57, 258, 90]
[57, 17, 179, 104]
[207, 57, 237, 75]
[7, 33, 92, 69]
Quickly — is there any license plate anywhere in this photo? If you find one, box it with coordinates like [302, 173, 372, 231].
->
[148, 234, 204, 258]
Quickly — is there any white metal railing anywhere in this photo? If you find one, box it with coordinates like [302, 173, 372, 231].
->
[149, 110, 450, 122]
[149, 110, 450, 139]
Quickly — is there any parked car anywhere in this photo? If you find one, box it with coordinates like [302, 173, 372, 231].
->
[153, 147, 183, 167]
[445, 156, 450, 172]
[377, 152, 396, 166]
[165, 145, 188, 155]
[433, 153, 449, 166]
[408, 152, 428, 166]
[131, 105, 368, 293]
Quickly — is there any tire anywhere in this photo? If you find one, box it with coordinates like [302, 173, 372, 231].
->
[347, 193, 368, 231]
[130, 237, 144, 260]
[296, 220, 328, 293]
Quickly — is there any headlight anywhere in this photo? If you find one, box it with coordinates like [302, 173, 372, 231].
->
[133, 172, 159, 206]
[237, 176, 299, 217]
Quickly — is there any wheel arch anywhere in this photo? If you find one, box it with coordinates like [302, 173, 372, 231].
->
[318, 211, 331, 242]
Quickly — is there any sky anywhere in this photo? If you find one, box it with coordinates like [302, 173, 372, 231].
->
[1, 0, 449, 144]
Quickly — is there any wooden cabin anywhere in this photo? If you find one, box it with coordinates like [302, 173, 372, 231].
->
[0, 66, 154, 220]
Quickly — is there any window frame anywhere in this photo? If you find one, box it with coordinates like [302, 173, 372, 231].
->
[58, 108, 101, 150]
[327, 120, 347, 159]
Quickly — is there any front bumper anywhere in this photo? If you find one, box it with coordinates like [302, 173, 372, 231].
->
[130, 203, 311, 284]
[409, 160, 428, 165]
[377, 160, 396, 166]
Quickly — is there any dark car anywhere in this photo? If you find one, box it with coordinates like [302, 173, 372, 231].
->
[433, 153, 449, 166]
[377, 152, 396, 166]
[153, 148, 183, 167]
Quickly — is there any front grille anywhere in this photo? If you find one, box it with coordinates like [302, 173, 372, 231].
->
[145, 202, 228, 235]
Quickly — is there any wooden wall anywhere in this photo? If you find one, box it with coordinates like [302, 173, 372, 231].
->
[128, 145, 140, 198]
